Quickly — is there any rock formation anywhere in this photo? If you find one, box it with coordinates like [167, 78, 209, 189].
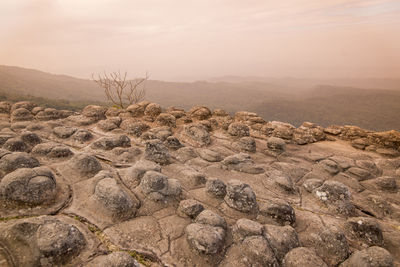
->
[0, 100, 399, 266]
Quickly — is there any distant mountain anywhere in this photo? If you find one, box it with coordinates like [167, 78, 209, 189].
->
[0, 65, 399, 131]
[252, 85, 400, 131]
[209, 75, 400, 91]
[0, 65, 105, 100]
[0, 65, 293, 109]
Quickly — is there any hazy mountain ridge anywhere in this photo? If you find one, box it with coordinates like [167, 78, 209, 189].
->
[208, 75, 400, 91]
[254, 86, 400, 131]
[1, 65, 399, 131]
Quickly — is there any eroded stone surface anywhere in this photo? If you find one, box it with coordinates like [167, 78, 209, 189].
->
[224, 179, 258, 213]
[87, 252, 141, 267]
[0, 102, 399, 267]
[340, 246, 394, 267]
[221, 153, 264, 174]
[0, 167, 57, 205]
[94, 177, 138, 219]
[36, 220, 86, 265]
[144, 139, 171, 165]
[283, 247, 328, 267]
[0, 216, 97, 267]
[0, 152, 40, 174]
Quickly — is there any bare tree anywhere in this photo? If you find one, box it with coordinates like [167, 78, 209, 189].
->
[92, 71, 149, 108]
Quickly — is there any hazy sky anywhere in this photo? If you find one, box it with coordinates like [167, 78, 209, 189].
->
[1, 0, 400, 81]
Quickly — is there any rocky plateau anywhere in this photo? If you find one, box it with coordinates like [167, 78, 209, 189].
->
[0, 100, 399, 267]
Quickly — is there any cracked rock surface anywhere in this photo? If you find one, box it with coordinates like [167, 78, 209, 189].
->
[0, 101, 399, 266]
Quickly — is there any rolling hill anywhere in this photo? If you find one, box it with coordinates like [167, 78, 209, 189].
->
[0, 65, 399, 131]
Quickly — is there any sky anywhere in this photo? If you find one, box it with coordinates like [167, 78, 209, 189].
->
[1, 0, 400, 81]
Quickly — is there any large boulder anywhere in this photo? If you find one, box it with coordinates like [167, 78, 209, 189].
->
[164, 136, 183, 150]
[126, 101, 150, 117]
[241, 235, 279, 266]
[340, 246, 394, 267]
[66, 153, 102, 177]
[144, 140, 171, 165]
[32, 142, 73, 158]
[224, 179, 258, 213]
[292, 122, 325, 145]
[0, 152, 40, 174]
[283, 247, 328, 267]
[35, 108, 65, 121]
[82, 105, 107, 121]
[87, 252, 140, 267]
[36, 220, 86, 265]
[146, 126, 173, 141]
[184, 124, 211, 146]
[189, 106, 212, 120]
[258, 200, 296, 226]
[197, 148, 223, 162]
[317, 159, 340, 175]
[71, 129, 93, 142]
[221, 153, 264, 174]
[213, 109, 228, 117]
[347, 217, 383, 246]
[185, 223, 225, 254]
[91, 135, 131, 150]
[186, 210, 227, 254]
[262, 121, 295, 139]
[94, 177, 138, 219]
[3, 137, 29, 152]
[140, 171, 181, 200]
[340, 125, 369, 140]
[121, 159, 161, 189]
[233, 137, 256, 153]
[195, 210, 227, 229]
[206, 178, 227, 198]
[310, 227, 350, 266]
[263, 224, 299, 262]
[372, 176, 398, 192]
[0, 133, 16, 146]
[27, 109, 43, 119]
[0, 101, 12, 114]
[120, 119, 150, 137]
[11, 108, 33, 122]
[232, 218, 263, 242]
[97, 117, 122, 132]
[11, 101, 36, 112]
[155, 113, 176, 127]
[178, 199, 204, 218]
[228, 122, 250, 137]
[0, 167, 57, 205]
[53, 126, 78, 139]
[234, 111, 261, 122]
[20, 131, 41, 147]
[267, 137, 286, 154]
[314, 180, 354, 214]
[167, 107, 186, 118]
[144, 103, 162, 117]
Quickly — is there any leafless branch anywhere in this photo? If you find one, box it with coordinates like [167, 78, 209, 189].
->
[92, 71, 149, 108]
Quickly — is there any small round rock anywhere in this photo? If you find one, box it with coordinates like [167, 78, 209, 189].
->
[340, 246, 394, 267]
[178, 199, 204, 218]
[206, 178, 227, 198]
[283, 247, 328, 267]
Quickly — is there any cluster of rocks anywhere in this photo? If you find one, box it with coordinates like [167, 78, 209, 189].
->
[0, 100, 399, 267]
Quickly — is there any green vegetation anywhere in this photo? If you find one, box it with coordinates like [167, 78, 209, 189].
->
[0, 215, 36, 222]
[69, 214, 153, 266]
[124, 250, 153, 266]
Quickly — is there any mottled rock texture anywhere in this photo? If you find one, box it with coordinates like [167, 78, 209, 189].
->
[0, 101, 399, 267]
